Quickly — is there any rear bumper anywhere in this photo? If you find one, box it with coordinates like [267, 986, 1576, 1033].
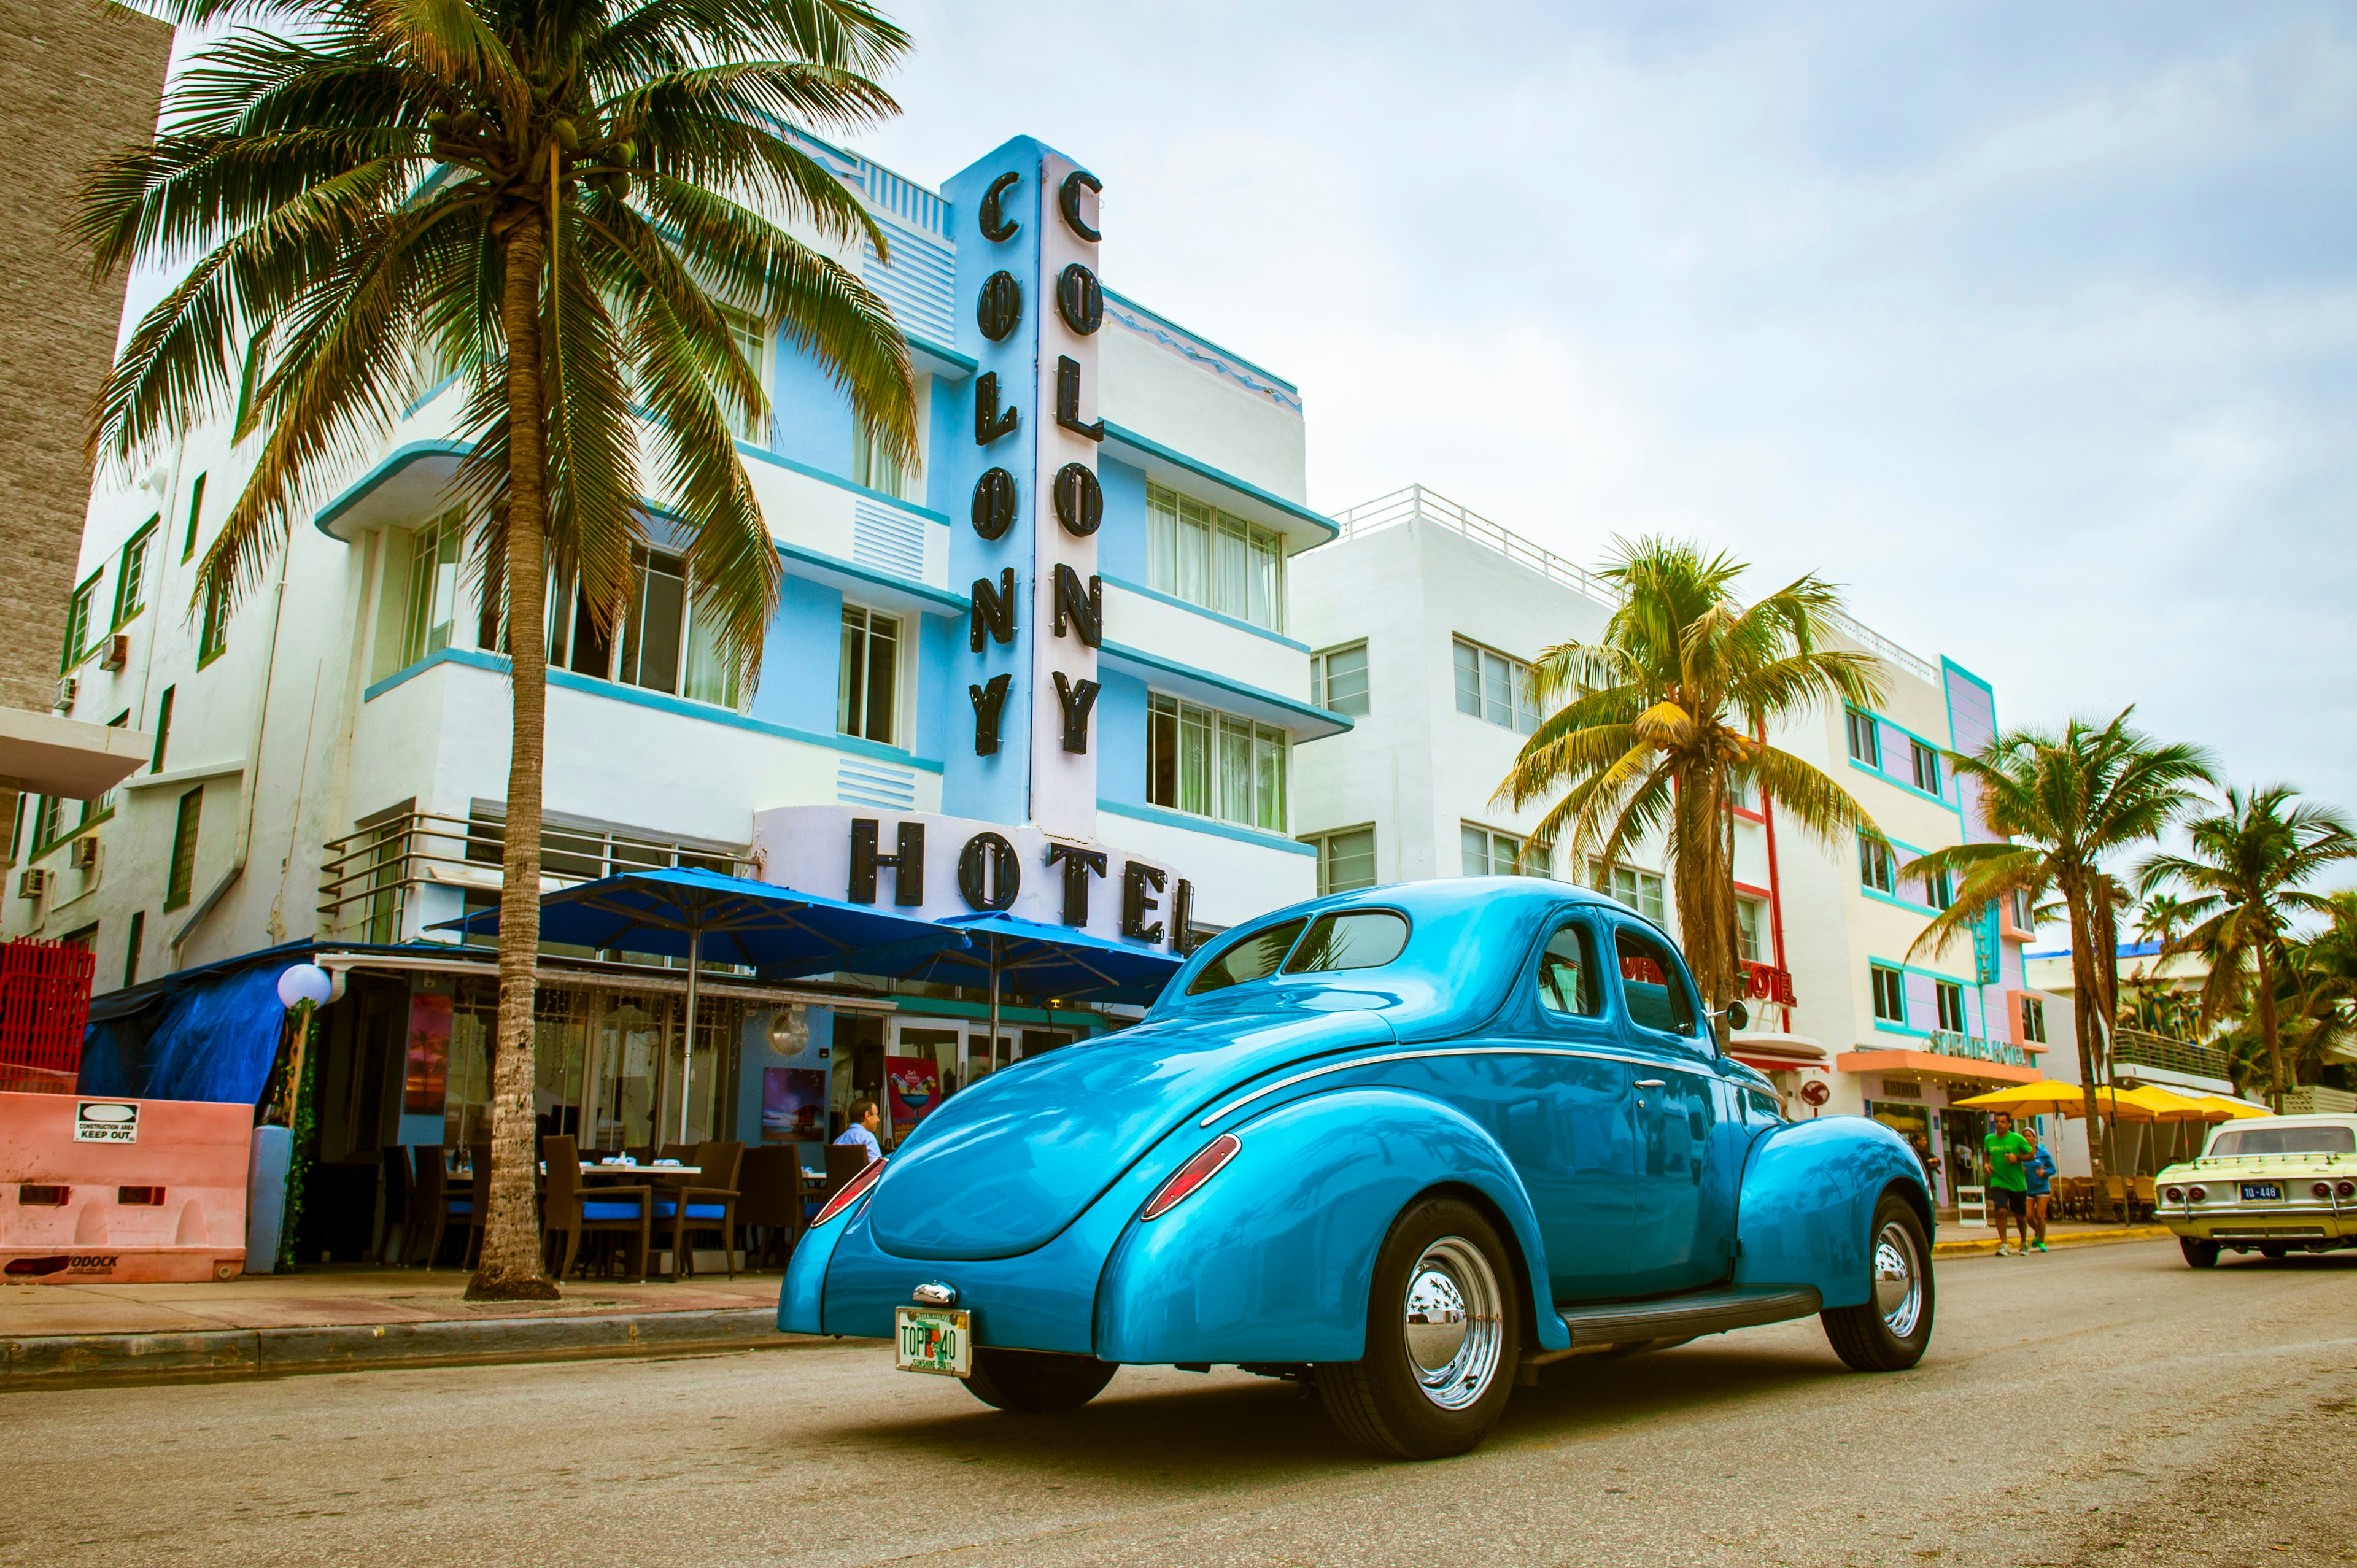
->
[2161, 1204, 2355, 1243]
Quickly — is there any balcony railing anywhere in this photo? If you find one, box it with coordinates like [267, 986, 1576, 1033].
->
[1326, 484, 1941, 684]
[1924, 1030, 2030, 1068]
[319, 809, 755, 944]
[2112, 1027, 2229, 1083]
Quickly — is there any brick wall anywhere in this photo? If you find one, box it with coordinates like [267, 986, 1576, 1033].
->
[0, 0, 170, 714]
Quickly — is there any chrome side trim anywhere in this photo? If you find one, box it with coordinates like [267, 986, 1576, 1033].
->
[1198, 1043, 1717, 1129]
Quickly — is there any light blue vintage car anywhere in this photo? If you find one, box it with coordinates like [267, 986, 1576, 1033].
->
[782, 878, 1935, 1458]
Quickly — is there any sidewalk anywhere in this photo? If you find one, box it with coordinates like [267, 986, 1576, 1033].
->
[1932, 1220, 2173, 1257]
[0, 1265, 795, 1388]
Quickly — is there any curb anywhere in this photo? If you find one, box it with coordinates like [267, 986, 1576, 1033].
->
[1, 1306, 799, 1389]
[1933, 1226, 2173, 1258]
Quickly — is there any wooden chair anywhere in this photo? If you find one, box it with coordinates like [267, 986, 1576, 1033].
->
[456, 1144, 492, 1266]
[655, 1141, 743, 1280]
[380, 1145, 414, 1264]
[406, 1146, 473, 1267]
[733, 1146, 805, 1269]
[540, 1135, 653, 1280]
[2132, 1176, 2156, 1220]
[823, 1143, 872, 1199]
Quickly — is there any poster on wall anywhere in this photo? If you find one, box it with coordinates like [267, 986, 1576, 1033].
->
[885, 1055, 942, 1142]
[761, 1068, 827, 1143]
[403, 992, 452, 1114]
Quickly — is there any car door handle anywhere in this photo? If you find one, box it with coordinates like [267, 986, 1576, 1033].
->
[1634, 1079, 1666, 1088]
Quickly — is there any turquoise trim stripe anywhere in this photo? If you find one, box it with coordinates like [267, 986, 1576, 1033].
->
[1098, 639, 1350, 734]
[735, 441, 951, 524]
[360, 646, 945, 771]
[776, 538, 968, 616]
[1097, 798, 1319, 856]
[313, 440, 472, 536]
[1101, 288, 1299, 393]
[1099, 422, 1337, 543]
[1846, 755, 1962, 815]
[906, 331, 977, 374]
[1101, 575, 1311, 652]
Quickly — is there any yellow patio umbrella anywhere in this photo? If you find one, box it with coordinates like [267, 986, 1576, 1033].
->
[1950, 1081, 2089, 1118]
[2190, 1094, 2270, 1121]
[2113, 1084, 2215, 1122]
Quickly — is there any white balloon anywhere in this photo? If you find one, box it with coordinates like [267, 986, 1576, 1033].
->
[276, 963, 334, 1008]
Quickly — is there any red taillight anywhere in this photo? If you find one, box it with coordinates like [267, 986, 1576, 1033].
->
[2188, 1186, 2207, 1202]
[2337, 1181, 2355, 1199]
[1140, 1134, 1242, 1221]
[2314, 1182, 2334, 1199]
[2164, 1186, 2183, 1203]
[811, 1157, 885, 1227]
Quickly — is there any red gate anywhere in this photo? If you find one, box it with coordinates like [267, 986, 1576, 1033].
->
[0, 938, 96, 1094]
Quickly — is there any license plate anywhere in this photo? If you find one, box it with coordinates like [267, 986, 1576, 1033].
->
[2241, 1183, 2282, 1202]
[894, 1306, 971, 1378]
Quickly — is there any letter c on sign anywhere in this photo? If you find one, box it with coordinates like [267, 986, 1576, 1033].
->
[1058, 170, 1101, 242]
[978, 172, 1020, 242]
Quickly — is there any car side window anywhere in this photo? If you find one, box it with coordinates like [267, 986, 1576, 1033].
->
[1535, 921, 1603, 1018]
[1613, 926, 1698, 1040]
[1185, 917, 1309, 995]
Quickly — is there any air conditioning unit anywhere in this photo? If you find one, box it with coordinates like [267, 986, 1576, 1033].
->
[69, 837, 99, 871]
[16, 868, 52, 901]
[52, 677, 76, 711]
[98, 635, 130, 672]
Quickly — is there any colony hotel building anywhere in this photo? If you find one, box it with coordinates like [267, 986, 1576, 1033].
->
[1287, 487, 2080, 1203]
[4, 133, 1347, 1258]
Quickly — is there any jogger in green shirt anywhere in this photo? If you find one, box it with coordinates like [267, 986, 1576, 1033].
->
[1984, 1111, 2034, 1256]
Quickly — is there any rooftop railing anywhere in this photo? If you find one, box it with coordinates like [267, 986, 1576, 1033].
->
[2113, 1027, 2230, 1083]
[1326, 483, 1941, 684]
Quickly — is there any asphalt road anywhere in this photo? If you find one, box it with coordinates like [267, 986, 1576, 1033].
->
[2, 1240, 2351, 1568]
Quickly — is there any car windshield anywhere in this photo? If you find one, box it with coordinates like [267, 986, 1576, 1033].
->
[2210, 1125, 2356, 1157]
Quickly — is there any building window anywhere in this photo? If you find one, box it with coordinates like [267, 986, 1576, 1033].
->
[1453, 638, 1539, 733]
[113, 518, 158, 627]
[1871, 965, 1906, 1024]
[123, 910, 145, 989]
[725, 312, 768, 444]
[197, 575, 230, 667]
[400, 508, 465, 668]
[1310, 641, 1369, 717]
[1844, 709, 1880, 768]
[1736, 896, 1766, 963]
[1302, 825, 1377, 895]
[838, 605, 900, 744]
[2020, 995, 2047, 1045]
[150, 686, 175, 773]
[2010, 888, 2034, 932]
[182, 473, 207, 561]
[1145, 482, 1285, 633]
[616, 547, 689, 695]
[1589, 858, 1666, 922]
[1909, 739, 1940, 795]
[61, 572, 101, 673]
[1147, 692, 1287, 830]
[166, 787, 203, 910]
[1462, 822, 1546, 878]
[1922, 867, 1953, 910]
[1935, 979, 1965, 1033]
[31, 795, 66, 855]
[852, 418, 919, 501]
[1859, 836, 1896, 895]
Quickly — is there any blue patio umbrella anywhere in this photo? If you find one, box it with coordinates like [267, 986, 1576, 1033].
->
[433, 867, 957, 1143]
[808, 908, 1186, 1078]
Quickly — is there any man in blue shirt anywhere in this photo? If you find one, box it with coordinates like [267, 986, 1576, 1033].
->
[834, 1097, 884, 1165]
[2022, 1122, 2058, 1253]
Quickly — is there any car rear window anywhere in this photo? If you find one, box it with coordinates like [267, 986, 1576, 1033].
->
[1186, 919, 1309, 994]
[1282, 911, 1409, 974]
[2210, 1125, 2356, 1157]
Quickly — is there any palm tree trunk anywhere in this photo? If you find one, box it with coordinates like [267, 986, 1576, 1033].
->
[2063, 878, 2110, 1186]
[467, 209, 559, 1302]
[1671, 766, 1732, 1043]
[2254, 940, 2283, 1115]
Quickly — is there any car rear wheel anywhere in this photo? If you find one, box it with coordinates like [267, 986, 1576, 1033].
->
[1821, 1192, 1935, 1372]
[2180, 1238, 2220, 1269]
[962, 1348, 1117, 1413]
[1316, 1197, 1521, 1460]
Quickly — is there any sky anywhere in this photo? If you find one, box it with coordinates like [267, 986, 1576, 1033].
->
[846, 1, 2357, 818]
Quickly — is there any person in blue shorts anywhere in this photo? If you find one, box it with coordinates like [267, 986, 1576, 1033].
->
[2022, 1122, 2057, 1253]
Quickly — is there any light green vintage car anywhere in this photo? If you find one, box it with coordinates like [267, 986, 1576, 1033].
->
[2156, 1115, 2357, 1267]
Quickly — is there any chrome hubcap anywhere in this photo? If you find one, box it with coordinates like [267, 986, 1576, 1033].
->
[1401, 1237, 1503, 1411]
[1872, 1220, 1924, 1338]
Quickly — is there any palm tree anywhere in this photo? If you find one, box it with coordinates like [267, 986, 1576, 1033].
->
[2280, 891, 2357, 1088]
[1496, 538, 1887, 1037]
[78, 0, 920, 1298]
[2137, 786, 2357, 1112]
[2123, 890, 2200, 1038]
[1901, 711, 2213, 1181]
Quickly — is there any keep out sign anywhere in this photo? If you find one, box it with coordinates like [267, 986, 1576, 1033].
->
[74, 1102, 139, 1143]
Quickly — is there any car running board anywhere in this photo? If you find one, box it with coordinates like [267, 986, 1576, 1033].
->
[1524, 1286, 1824, 1373]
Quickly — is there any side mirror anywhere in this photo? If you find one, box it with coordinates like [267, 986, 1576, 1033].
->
[1722, 999, 1749, 1032]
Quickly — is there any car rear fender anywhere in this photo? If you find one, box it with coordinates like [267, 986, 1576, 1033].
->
[778, 1186, 857, 1335]
[1093, 1086, 1568, 1365]
[1730, 1114, 1932, 1310]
